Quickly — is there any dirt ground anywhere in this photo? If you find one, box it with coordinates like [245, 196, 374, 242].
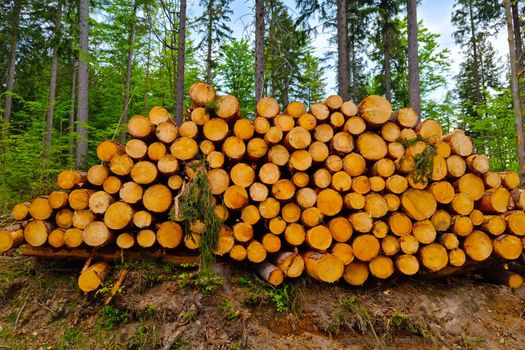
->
[0, 255, 524, 350]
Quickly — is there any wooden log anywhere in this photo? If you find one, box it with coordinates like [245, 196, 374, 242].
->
[275, 252, 305, 278]
[369, 176, 386, 192]
[189, 82, 216, 107]
[259, 197, 280, 219]
[148, 106, 170, 125]
[310, 103, 330, 121]
[233, 222, 254, 242]
[331, 132, 354, 154]
[246, 138, 268, 160]
[469, 209, 485, 226]
[229, 244, 246, 261]
[155, 121, 178, 143]
[483, 172, 502, 188]
[104, 202, 134, 230]
[401, 189, 437, 220]
[284, 126, 312, 150]
[128, 115, 154, 138]
[306, 225, 332, 251]
[0, 226, 23, 253]
[130, 161, 157, 185]
[343, 261, 369, 286]
[387, 141, 405, 159]
[241, 205, 261, 225]
[370, 158, 395, 178]
[119, 181, 143, 204]
[313, 124, 334, 143]
[372, 220, 389, 238]
[191, 107, 210, 125]
[125, 139, 148, 160]
[396, 254, 420, 275]
[72, 210, 95, 229]
[463, 230, 493, 261]
[328, 217, 353, 243]
[284, 223, 306, 246]
[83, 221, 112, 247]
[224, 185, 249, 210]
[325, 95, 343, 110]
[348, 212, 372, 233]
[316, 188, 343, 216]
[329, 111, 345, 128]
[156, 221, 183, 249]
[358, 95, 392, 126]
[249, 182, 268, 202]
[297, 204, 322, 226]
[207, 169, 230, 195]
[23, 220, 51, 247]
[394, 107, 418, 128]
[157, 155, 179, 176]
[282, 203, 301, 223]
[289, 150, 313, 171]
[47, 229, 65, 248]
[381, 122, 401, 142]
[78, 262, 110, 292]
[167, 175, 183, 191]
[286, 101, 307, 118]
[96, 140, 123, 163]
[179, 121, 198, 138]
[510, 189, 525, 210]
[298, 112, 317, 131]
[203, 118, 229, 142]
[388, 212, 413, 236]
[216, 95, 240, 120]
[466, 154, 490, 175]
[412, 220, 436, 244]
[28, 197, 53, 221]
[272, 179, 296, 201]
[493, 234, 522, 260]
[442, 129, 473, 156]
[222, 136, 246, 160]
[506, 211, 525, 236]
[381, 235, 400, 256]
[420, 243, 448, 271]
[431, 155, 448, 181]
[234, 118, 255, 140]
[417, 119, 442, 144]
[428, 181, 455, 204]
[304, 251, 344, 283]
[253, 117, 271, 134]
[143, 184, 172, 213]
[501, 171, 521, 190]
[434, 141, 451, 158]
[109, 154, 134, 176]
[258, 262, 284, 286]
[331, 243, 354, 264]
[453, 216, 474, 236]
[384, 193, 400, 212]
[87, 165, 109, 186]
[340, 100, 357, 117]
[137, 229, 156, 248]
[132, 210, 153, 229]
[341, 154, 364, 178]
[364, 193, 388, 218]
[478, 188, 510, 213]
[57, 169, 86, 190]
[103, 176, 122, 195]
[12, 203, 29, 221]
[262, 233, 281, 253]
[55, 208, 73, 229]
[264, 126, 283, 144]
[246, 240, 267, 263]
[446, 155, 466, 178]
[330, 171, 351, 192]
[325, 155, 343, 173]
[296, 188, 317, 209]
[257, 96, 280, 118]
[170, 137, 199, 160]
[268, 217, 287, 235]
[451, 193, 474, 216]
[345, 116, 366, 135]
[356, 132, 387, 160]
[206, 151, 225, 169]
[352, 234, 380, 262]
[482, 215, 506, 236]
[448, 248, 466, 267]
[67, 191, 93, 213]
[369, 255, 394, 279]
[385, 175, 408, 194]
[440, 232, 459, 250]
[313, 168, 332, 189]
[455, 173, 484, 201]
[431, 210, 452, 232]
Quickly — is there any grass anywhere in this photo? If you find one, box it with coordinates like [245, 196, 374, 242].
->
[98, 305, 130, 330]
[216, 297, 241, 321]
[385, 311, 436, 343]
[459, 335, 487, 350]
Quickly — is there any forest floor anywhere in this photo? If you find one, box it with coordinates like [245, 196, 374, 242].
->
[0, 254, 524, 350]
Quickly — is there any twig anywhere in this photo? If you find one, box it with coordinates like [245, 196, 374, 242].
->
[13, 299, 28, 331]
[103, 269, 128, 306]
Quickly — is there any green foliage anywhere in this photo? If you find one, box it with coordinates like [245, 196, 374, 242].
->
[332, 296, 377, 335]
[216, 297, 241, 320]
[399, 137, 437, 184]
[385, 311, 434, 342]
[55, 328, 82, 350]
[170, 161, 221, 275]
[176, 270, 224, 295]
[98, 305, 130, 330]
[126, 321, 162, 349]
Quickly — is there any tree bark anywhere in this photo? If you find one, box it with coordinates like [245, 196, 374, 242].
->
[68, 60, 78, 161]
[468, 1, 482, 103]
[45, 1, 62, 155]
[120, 2, 137, 144]
[407, 0, 421, 118]
[174, 0, 186, 126]
[76, 0, 89, 170]
[383, 22, 392, 102]
[255, 0, 265, 102]
[504, 0, 525, 184]
[144, 17, 152, 112]
[511, 0, 525, 121]
[206, 0, 213, 84]
[3, 0, 23, 124]
[337, 0, 349, 100]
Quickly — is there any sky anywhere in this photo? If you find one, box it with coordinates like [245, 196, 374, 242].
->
[189, 0, 509, 98]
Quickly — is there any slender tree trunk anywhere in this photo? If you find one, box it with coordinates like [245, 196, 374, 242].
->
[3, 0, 22, 124]
[468, 1, 482, 103]
[45, 1, 62, 155]
[68, 60, 77, 163]
[504, 0, 525, 184]
[511, 1, 525, 117]
[144, 18, 152, 113]
[206, 0, 213, 84]
[383, 21, 392, 102]
[407, 0, 421, 118]
[255, 0, 265, 102]
[174, 0, 186, 125]
[76, 0, 89, 170]
[337, 0, 349, 100]
[120, 2, 137, 144]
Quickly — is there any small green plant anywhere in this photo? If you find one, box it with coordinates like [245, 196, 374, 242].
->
[333, 296, 377, 335]
[398, 136, 437, 184]
[126, 322, 162, 349]
[385, 311, 434, 342]
[459, 335, 487, 350]
[176, 270, 223, 295]
[216, 298, 240, 321]
[99, 305, 129, 330]
[54, 328, 81, 350]
[180, 310, 197, 323]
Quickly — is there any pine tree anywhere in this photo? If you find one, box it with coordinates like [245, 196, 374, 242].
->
[294, 51, 326, 105]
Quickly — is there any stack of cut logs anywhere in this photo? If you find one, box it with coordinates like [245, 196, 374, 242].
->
[1, 82, 525, 291]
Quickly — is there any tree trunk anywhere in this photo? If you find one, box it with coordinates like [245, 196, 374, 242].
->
[45, 1, 62, 155]
[76, 0, 89, 170]
[68, 60, 77, 161]
[120, 2, 137, 143]
[504, 0, 525, 184]
[407, 0, 421, 118]
[3, 0, 22, 124]
[206, 0, 213, 84]
[468, 1, 482, 103]
[174, 0, 186, 126]
[255, 0, 265, 102]
[337, 0, 349, 100]
[383, 21, 392, 102]
[144, 18, 152, 112]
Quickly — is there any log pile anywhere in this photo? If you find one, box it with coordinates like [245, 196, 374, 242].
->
[2, 81, 525, 291]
